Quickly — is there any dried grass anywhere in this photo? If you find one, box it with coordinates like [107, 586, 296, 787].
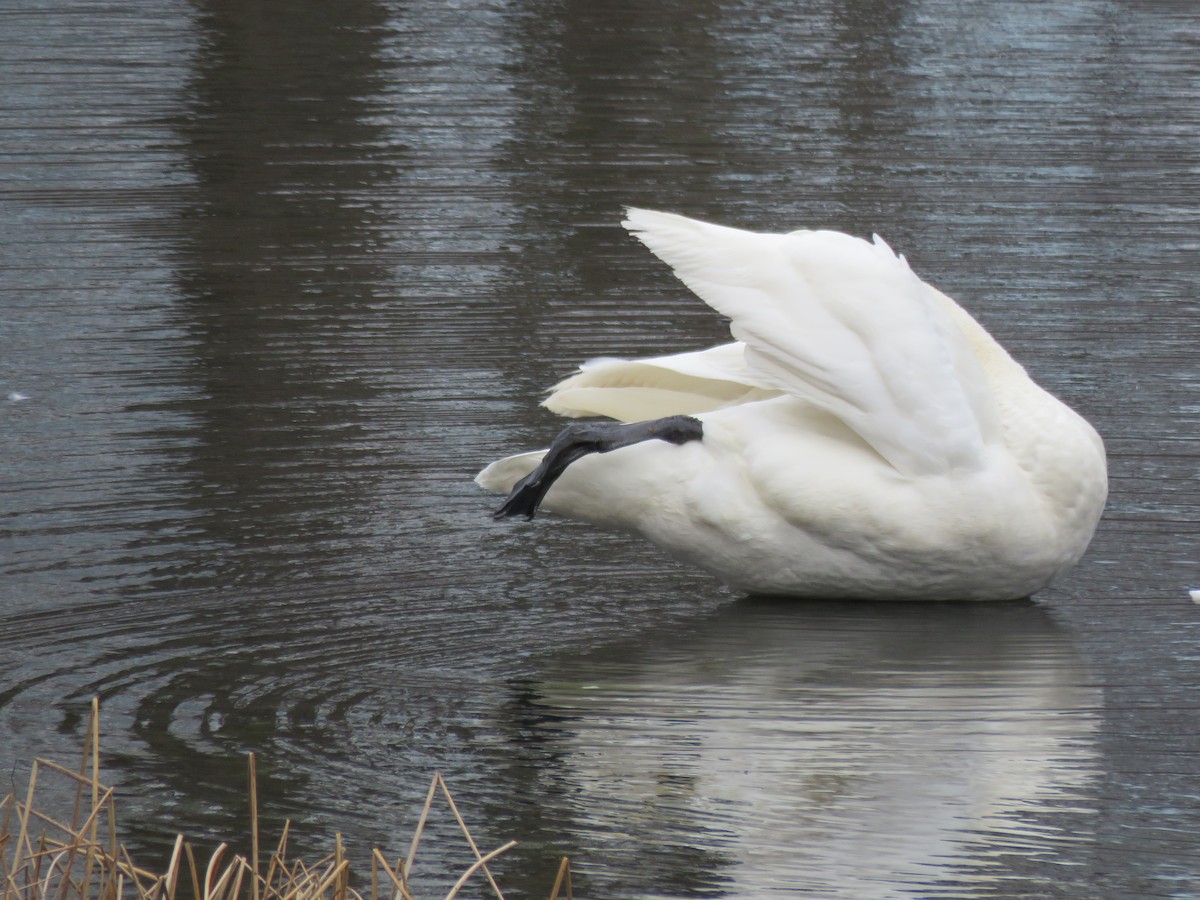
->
[1, 699, 572, 900]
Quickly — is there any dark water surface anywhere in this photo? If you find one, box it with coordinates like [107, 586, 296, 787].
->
[2, 0, 1199, 897]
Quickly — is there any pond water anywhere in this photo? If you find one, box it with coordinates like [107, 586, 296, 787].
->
[2, 0, 1199, 897]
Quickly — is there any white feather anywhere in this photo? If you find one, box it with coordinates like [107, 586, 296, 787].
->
[543, 343, 779, 421]
[622, 208, 994, 475]
[478, 211, 1107, 600]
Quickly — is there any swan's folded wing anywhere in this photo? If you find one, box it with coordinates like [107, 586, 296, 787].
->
[622, 209, 998, 476]
[543, 342, 781, 421]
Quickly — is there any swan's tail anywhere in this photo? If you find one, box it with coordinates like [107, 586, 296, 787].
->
[475, 450, 545, 495]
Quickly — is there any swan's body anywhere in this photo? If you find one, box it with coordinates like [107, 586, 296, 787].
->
[477, 210, 1107, 600]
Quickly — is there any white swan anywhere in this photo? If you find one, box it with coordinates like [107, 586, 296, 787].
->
[477, 210, 1107, 600]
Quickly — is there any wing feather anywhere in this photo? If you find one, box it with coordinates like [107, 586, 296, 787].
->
[622, 208, 998, 476]
[543, 343, 779, 420]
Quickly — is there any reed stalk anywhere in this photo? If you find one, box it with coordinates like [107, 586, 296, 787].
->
[1, 701, 571, 900]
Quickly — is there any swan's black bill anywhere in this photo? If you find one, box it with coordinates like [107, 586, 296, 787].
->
[494, 415, 704, 520]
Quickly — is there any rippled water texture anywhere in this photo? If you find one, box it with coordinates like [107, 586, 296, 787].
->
[2, 0, 1199, 897]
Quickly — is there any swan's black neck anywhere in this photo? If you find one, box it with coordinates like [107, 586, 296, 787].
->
[493, 415, 704, 520]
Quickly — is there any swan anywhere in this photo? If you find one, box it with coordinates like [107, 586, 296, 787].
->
[476, 210, 1107, 600]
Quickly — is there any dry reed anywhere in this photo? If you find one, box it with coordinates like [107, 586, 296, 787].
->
[1, 699, 572, 900]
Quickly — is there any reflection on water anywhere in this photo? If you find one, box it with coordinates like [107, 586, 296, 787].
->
[159, 0, 399, 593]
[514, 601, 1099, 898]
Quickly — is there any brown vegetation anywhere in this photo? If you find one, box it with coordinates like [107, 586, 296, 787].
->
[1, 700, 571, 900]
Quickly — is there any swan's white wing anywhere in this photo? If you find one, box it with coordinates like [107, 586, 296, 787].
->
[543, 342, 781, 421]
[623, 209, 998, 476]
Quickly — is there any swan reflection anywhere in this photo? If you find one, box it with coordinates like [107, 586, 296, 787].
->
[518, 600, 1099, 898]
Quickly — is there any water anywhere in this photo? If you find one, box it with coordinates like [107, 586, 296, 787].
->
[1, 0, 1198, 896]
